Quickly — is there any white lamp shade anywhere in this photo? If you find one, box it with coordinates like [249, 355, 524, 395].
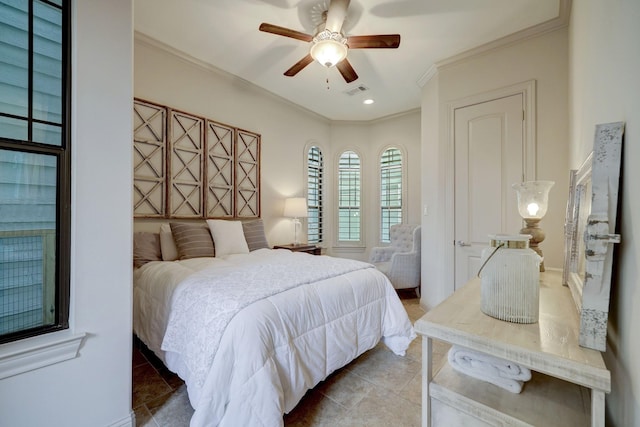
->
[310, 30, 348, 68]
[310, 39, 348, 67]
[284, 197, 308, 218]
[512, 181, 555, 219]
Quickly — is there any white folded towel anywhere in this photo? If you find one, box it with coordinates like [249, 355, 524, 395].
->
[447, 345, 532, 394]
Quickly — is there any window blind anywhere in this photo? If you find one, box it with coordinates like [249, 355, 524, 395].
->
[338, 151, 361, 242]
[307, 146, 323, 244]
[380, 148, 403, 242]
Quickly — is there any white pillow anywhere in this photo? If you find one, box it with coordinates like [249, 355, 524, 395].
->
[207, 220, 250, 257]
[159, 223, 178, 261]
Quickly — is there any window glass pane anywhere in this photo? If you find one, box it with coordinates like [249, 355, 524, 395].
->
[33, 0, 62, 126]
[0, 0, 29, 117]
[33, 121, 61, 145]
[338, 151, 361, 242]
[0, 115, 28, 140]
[0, 149, 57, 336]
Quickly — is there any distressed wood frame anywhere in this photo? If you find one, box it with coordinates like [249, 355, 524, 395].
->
[132, 98, 261, 219]
[206, 120, 235, 218]
[564, 122, 624, 351]
[133, 99, 167, 217]
[235, 129, 261, 218]
[168, 109, 205, 218]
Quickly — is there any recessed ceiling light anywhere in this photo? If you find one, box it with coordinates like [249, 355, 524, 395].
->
[363, 99, 374, 105]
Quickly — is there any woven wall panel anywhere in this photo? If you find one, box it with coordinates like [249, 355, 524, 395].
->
[206, 120, 235, 218]
[168, 110, 204, 218]
[133, 100, 166, 217]
[132, 99, 260, 220]
[235, 130, 260, 218]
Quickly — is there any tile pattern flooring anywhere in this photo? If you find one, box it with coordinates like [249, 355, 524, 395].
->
[132, 291, 450, 426]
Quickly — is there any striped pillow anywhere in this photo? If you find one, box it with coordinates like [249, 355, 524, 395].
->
[242, 219, 270, 251]
[169, 222, 215, 260]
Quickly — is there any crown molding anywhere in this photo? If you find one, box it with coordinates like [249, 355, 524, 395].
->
[416, 0, 571, 86]
[134, 31, 330, 123]
[417, 64, 439, 88]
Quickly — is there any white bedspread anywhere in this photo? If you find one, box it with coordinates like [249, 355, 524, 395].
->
[133, 249, 415, 427]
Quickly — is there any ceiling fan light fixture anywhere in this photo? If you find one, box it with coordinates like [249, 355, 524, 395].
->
[310, 29, 348, 68]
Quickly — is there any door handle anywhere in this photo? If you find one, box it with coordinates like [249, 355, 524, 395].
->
[456, 240, 471, 247]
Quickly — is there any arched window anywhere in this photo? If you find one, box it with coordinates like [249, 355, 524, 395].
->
[338, 151, 361, 243]
[380, 147, 403, 242]
[306, 146, 323, 244]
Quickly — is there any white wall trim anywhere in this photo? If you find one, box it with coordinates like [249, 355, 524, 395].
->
[417, 64, 439, 89]
[134, 31, 330, 124]
[436, 0, 571, 71]
[0, 330, 86, 380]
[415, 0, 571, 87]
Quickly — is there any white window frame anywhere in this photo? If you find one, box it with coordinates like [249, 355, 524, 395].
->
[335, 149, 364, 247]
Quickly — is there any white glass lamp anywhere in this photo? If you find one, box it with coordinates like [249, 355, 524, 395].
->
[310, 30, 348, 67]
[283, 197, 308, 245]
[512, 181, 554, 271]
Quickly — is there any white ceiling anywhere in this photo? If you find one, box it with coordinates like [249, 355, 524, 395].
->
[134, 0, 561, 122]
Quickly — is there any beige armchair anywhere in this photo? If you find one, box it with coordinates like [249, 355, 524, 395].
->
[369, 224, 421, 296]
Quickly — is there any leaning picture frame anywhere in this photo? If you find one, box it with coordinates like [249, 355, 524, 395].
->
[563, 122, 624, 351]
[565, 154, 592, 312]
[562, 168, 578, 286]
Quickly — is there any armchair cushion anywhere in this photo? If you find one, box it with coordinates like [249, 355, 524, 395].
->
[369, 224, 421, 291]
[369, 246, 396, 263]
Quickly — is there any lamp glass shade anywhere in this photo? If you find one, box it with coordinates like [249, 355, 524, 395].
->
[512, 181, 555, 219]
[310, 39, 347, 68]
[283, 197, 308, 218]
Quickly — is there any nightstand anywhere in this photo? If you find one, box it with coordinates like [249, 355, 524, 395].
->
[273, 244, 321, 255]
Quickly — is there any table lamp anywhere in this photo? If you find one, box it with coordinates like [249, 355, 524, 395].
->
[512, 181, 554, 271]
[283, 197, 308, 246]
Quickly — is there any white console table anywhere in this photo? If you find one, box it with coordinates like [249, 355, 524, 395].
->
[415, 270, 611, 427]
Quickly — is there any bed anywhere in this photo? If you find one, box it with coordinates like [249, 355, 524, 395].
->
[132, 220, 416, 427]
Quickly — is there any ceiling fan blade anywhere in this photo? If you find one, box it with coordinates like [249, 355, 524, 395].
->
[347, 34, 401, 49]
[259, 23, 313, 42]
[284, 54, 314, 77]
[336, 58, 358, 83]
[325, 0, 350, 33]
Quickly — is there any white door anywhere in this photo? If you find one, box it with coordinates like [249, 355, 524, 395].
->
[454, 94, 525, 289]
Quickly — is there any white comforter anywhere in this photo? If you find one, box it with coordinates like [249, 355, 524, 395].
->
[133, 249, 415, 427]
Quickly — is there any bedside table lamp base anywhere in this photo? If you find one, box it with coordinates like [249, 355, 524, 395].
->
[284, 197, 308, 246]
[292, 217, 301, 246]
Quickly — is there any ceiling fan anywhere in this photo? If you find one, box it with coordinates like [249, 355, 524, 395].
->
[259, 0, 400, 83]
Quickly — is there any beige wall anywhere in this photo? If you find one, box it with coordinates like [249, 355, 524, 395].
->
[134, 37, 421, 258]
[421, 27, 569, 307]
[569, 0, 640, 424]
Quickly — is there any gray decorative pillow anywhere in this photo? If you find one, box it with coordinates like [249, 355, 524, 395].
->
[170, 222, 215, 260]
[242, 219, 270, 251]
[133, 232, 162, 268]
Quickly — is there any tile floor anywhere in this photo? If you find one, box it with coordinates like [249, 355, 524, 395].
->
[132, 291, 450, 427]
